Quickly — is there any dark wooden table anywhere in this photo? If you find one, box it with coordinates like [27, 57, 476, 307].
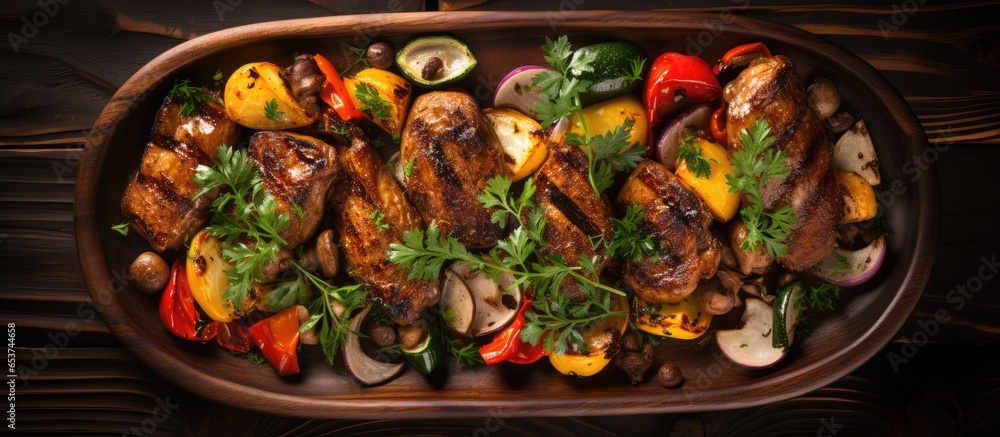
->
[2, 1, 999, 435]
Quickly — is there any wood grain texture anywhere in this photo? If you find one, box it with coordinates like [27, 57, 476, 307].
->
[1, 0, 998, 434]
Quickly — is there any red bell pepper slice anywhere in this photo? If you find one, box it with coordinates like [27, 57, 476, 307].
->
[313, 53, 363, 122]
[710, 103, 728, 147]
[479, 298, 547, 365]
[159, 260, 217, 342]
[215, 320, 251, 354]
[713, 42, 771, 75]
[504, 336, 548, 364]
[644, 52, 722, 130]
[248, 307, 301, 376]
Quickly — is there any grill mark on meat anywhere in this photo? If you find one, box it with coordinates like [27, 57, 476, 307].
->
[724, 55, 842, 271]
[136, 172, 194, 216]
[256, 136, 328, 205]
[400, 90, 510, 248]
[428, 138, 462, 187]
[149, 133, 212, 164]
[544, 180, 601, 238]
[617, 160, 720, 303]
[332, 130, 438, 325]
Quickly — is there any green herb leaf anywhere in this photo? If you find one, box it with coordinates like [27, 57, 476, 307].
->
[587, 118, 644, 194]
[368, 209, 389, 231]
[530, 36, 596, 128]
[389, 175, 627, 355]
[168, 79, 214, 117]
[607, 204, 657, 262]
[625, 57, 646, 87]
[725, 118, 797, 257]
[349, 46, 371, 69]
[403, 159, 416, 177]
[111, 222, 129, 237]
[678, 136, 714, 179]
[354, 83, 392, 120]
[212, 68, 224, 85]
[193, 144, 290, 309]
[798, 282, 841, 312]
[264, 98, 284, 121]
[246, 352, 267, 365]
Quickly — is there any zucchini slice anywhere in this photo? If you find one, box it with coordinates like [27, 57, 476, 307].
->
[772, 282, 804, 349]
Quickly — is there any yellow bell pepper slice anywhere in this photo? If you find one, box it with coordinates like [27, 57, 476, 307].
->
[837, 170, 877, 223]
[633, 296, 712, 340]
[224, 62, 318, 130]
[186, 229, 236, 322]
[548, 294, 629, 377]
[675, 136, 740, 222]
[569, 94, 648, 149]
[483, 107, 548, 181]
[344, 68, 413, 137]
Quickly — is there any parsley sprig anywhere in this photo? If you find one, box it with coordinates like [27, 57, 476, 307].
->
[531, 36, 597, 128]
[354, 83, 392, 120]
[193, 145, 291, 309]
[725, 119, 797, 257]
[294, 265, 369, 365]
[264, 98, 284, 121]
[533, 36, 644, 196]
[168, 79, 215, 117]
[678, 136, 715, 179]
[565, 119, 644, 195]
[389, 176, 627, 355]
[606, 204, 657, 262]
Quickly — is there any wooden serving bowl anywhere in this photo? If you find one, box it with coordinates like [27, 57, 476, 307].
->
[74, 11, 937, 418]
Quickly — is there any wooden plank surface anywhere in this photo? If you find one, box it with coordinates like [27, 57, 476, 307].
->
[1, 0, 998, 435]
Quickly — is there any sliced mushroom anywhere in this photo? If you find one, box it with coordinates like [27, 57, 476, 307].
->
[440, 267, 476, 336]
[448, 262, 522, 337]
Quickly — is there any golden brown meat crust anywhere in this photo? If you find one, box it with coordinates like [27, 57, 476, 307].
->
[724, 55, 842, 271]
[400, 90, 510, 248]
[330, 128, 439, 325]
[616, 160, 721, 304]
[247, 131, 340, 249]
[121, 90, 240, 252]
[532, 143, 613, 300]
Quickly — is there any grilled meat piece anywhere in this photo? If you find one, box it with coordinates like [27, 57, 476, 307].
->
[533, 143, 613, 301]
[121, 89, 240, 252]
[616, 160, 721, 304]
[400, 90, 511, 248]
[331, 125, 439, 325]
[724, 55, 842, 271]
[247, 131, 339, 249]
